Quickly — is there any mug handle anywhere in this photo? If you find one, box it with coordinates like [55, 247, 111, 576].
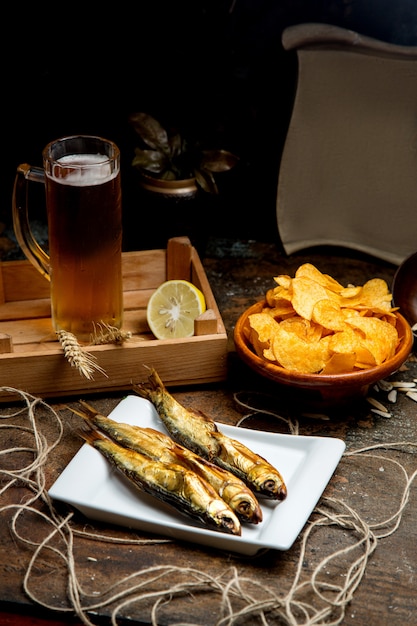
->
[12, 163, 50, 280]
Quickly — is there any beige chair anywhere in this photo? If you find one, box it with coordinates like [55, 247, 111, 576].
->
[276, 23, 417, 265]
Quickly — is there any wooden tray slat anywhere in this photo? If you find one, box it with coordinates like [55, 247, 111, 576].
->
[0, 237, 228, 401]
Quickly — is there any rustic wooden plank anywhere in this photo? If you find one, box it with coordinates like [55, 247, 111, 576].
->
[0, 298, 51, 321]
[190, 247, 226, 334]
[122, 249, 166, 291]
[0, 318, 55, 345]
[1, 260, 50, 302]
[0, 334, 228, 400]
[123, 289, 153, 311]
[166, 237, 192, 280]
[0, 250, 167, 303]
[0, 237, 228, 399]
[194, 309, 218, 336]
[0, 333, 13, 353]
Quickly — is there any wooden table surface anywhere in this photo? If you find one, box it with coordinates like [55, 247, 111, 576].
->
[1, 238, 416, 626]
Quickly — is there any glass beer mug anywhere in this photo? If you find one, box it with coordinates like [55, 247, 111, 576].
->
[12, 135, 123, 342]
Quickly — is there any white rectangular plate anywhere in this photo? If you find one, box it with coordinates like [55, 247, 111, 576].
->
[49, 395, 345, 555]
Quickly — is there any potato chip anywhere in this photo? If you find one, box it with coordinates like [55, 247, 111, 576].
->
[248, 313, 279, 341]
[279, 316, 323, 342]
[321, 352, 357, 375]
[291, 277, 334, 320]
[271, 328, 331, 373]
[329, 327, 376, 367]
[247, 330, 262, 358]
[340, 285, 362, 298]
[265, 288, 275, 307]
[265, 303, 295, 320]
[345, 316, 398, 364]
[267, 284, 293, 305]
[248, 313, 280, 358]
[273, 274, 292, 289]
[312, 299, 347, 331]
[361, 278, 392, 308]
[295, 263, 344, 293]
[244, 264, 399, 375]
[340, 308, 362, 319]
[341, 278, 392, 312]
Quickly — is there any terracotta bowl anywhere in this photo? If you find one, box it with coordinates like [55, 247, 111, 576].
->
[392, 251, 417, 341]
[234, 301, 414, 408]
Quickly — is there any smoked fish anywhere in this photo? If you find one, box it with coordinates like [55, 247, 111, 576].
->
[79, 428, 241, 535]
[72, 401, 263, 524]
[133, 368, 287, 501]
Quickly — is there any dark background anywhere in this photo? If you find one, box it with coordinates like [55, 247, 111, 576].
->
[4, 1, 417, 254]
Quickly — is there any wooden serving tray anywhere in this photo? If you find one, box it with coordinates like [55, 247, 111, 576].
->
[0, 237, 228, 401]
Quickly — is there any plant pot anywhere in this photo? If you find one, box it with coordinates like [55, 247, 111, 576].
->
[137, 172, 199, 200]
[125, 171, 206, 253]
[125, 151, 240, 252]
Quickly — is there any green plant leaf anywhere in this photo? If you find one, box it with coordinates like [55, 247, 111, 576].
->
[132, 148, 168, 174]
[168, 133, 184, 159]
[160, 170, 179, 180]
[195, 168, 219, 194]
[129, 112, 170, 153]
[129, 112, 239, 192]
[201, 149, 240, 173]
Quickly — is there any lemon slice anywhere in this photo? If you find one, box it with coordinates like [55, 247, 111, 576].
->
[146, 280, 206, 339]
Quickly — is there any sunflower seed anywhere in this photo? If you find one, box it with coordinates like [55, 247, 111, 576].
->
[391, 381, 416, 388]
[406, 391, 417, 402]
[367, 397, 388, 412]
[371, 408, 392, 418]
[377, 379, 393, 392]
[387, 389, 397, 403]
[301, 412, 330, 421]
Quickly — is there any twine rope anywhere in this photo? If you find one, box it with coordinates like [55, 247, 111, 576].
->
[0, 386, 415, 626]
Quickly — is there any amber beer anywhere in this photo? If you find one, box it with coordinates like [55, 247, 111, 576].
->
[44, 148, 123, 341]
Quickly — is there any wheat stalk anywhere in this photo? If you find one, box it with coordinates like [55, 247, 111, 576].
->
[90, 322, 132, 345]
[57, 330, 108, 380]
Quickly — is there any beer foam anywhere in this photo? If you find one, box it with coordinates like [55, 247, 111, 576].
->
[50, 153, 118, 186]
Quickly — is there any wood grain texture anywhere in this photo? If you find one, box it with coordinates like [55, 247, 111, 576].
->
[0, 240, 415, 626]
[0, 238, 228, 401]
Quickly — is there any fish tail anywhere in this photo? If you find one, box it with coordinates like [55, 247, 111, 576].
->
[133, 366, 164, 398]
[67, 400, 100, 424]
[79, 399, 101, 416]
[146, 367, 165, 389]
[78, 425, 105, 446]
